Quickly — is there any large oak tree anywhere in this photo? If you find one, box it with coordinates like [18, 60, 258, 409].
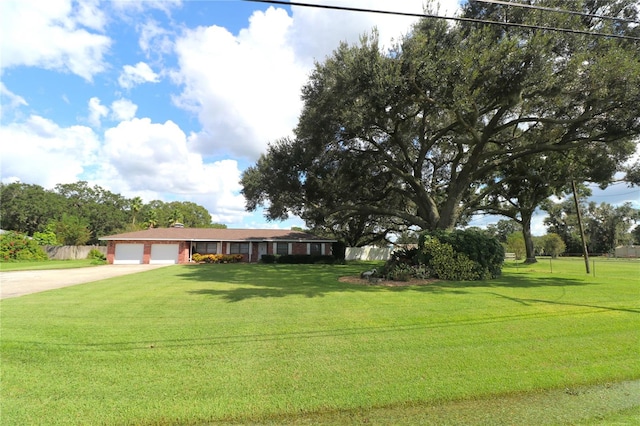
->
[242, 1, 640, 235]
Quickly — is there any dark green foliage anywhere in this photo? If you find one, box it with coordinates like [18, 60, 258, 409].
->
[0, 231, 49, 262]
[51, 214, 92, 245]
[386, 263, 414, 282]
[420, 229, 504, 279]
[276, 255, 336, 264]
[260, 254, 277, 264]
[0, 182, 65, 235]
[1, 181, 218, 244]
[332, 241, 346, 261]
[378, 230, 503, 281]
[419, 236, 481, 281]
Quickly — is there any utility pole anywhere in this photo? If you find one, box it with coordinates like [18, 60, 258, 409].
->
[571, 180, 590, 274]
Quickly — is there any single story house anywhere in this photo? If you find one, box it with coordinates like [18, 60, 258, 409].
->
[99, 228, 336, 264]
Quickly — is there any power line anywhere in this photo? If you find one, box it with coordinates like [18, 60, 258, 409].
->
[243, 0, 640, 41]
[472, 0, 640, 24]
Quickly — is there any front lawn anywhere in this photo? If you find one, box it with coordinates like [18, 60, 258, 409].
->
[1, 259, 638, 424]
[0, 259, 99, 271]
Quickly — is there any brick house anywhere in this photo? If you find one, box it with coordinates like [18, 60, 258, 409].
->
[100, 228, 335, 264]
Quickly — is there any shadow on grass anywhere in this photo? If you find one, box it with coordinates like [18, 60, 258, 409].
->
[180, 264, 368, 302]
[177, 263, 594, 303]
[487, 292, 640, 314]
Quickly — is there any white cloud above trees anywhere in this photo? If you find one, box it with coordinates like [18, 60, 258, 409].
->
[0, 0, 111, 81]
[0, 115, 100, 187]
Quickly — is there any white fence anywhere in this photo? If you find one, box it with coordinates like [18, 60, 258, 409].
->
[345, 246, 393, 261]
[44, 245, 107, 260]
[614, 246, 640, 258]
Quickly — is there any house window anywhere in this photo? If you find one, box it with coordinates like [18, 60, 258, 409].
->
[310, 242, 322, 255]
[276, 242, 289, 255]
[230, 243, 250, 254]
[195, 242, 217, 254]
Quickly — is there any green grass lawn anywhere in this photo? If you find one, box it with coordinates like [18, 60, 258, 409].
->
[0, 259, 100, 271]
[1, 258, 638, 425]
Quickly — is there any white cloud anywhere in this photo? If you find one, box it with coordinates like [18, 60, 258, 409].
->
[172, 7, 307, 159]
[138, 20, 174, 58]
[0, 115, 100, 188]
[111, 0, 182, 15]
[0, 0, 111, 81]
[75, 0, 107, 31]
[118, 62, 161, 89]
[0, 83, 28, 119]
[111, 98, 138, 121]
[88, 97, 109, 127]
[100, 118, 247, 222]
[171, 2, 462, 162]
[288, 0, 461, 65]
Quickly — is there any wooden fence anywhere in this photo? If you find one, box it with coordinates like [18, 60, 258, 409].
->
[43, 246, 107, 260]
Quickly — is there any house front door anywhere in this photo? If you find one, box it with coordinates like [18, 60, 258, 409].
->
[258, 243, 268, 260]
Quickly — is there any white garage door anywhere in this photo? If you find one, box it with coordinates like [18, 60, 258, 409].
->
[150, 244, 179, 264]
[114, 244, 144, 264]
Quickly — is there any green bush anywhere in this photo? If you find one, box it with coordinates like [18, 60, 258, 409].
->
[260, 254, 277, 264]
[87, 248, 107, 264]
[420, 229, 504, 279]
[387, 263, 414, 281]
[419, 236, 481, 281]
[0, 231, 49, 262]
[276, 255, 336, 264]
[87, 248, 106, 261]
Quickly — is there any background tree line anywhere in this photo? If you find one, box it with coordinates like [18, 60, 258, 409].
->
[0, 181, 224, 245]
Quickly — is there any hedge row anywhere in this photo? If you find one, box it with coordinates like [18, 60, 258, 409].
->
[192, 253, 244, 263]
[260, 254, 337, 264]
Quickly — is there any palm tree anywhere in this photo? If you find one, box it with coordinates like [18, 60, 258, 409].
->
[145, 209, 158, 229]
[130, 196, 143, 226]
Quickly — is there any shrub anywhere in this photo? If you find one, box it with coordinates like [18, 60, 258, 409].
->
[276, 255, 336, 264]
[260, 254, 277, 264]
[420, 229, 504, 279]
[192, 253, 243, 263]
[87, 248, 106, 261]
[87, 248, 107, 264]
[419, 236, 481, 281]
[0, 231, 49, 262]
[387, 264, 414, 281]
[32, 229, 58, 245]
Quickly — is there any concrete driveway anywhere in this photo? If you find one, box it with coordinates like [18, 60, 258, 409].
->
[0, 264, 170, 300]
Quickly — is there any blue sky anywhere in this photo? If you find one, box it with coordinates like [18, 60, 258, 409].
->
[1, 0, 637, 233]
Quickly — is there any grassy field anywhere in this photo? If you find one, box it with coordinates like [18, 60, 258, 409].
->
[1, 258, 638, 425]
[0, 259, 99, 271]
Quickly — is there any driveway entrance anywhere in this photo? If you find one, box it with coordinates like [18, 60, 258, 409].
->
[0, 264, 170, 300]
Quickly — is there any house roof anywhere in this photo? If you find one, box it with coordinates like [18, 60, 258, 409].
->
[99, 227, 336, 242]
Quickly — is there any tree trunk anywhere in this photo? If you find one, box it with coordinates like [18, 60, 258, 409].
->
[521, 211, 537, 264]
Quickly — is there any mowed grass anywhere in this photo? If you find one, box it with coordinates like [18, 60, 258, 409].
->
[1, 258, 638, 425]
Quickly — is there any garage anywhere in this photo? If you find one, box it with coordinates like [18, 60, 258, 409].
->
[114, 244, 144, 264]
[150, 244, 179, 264]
